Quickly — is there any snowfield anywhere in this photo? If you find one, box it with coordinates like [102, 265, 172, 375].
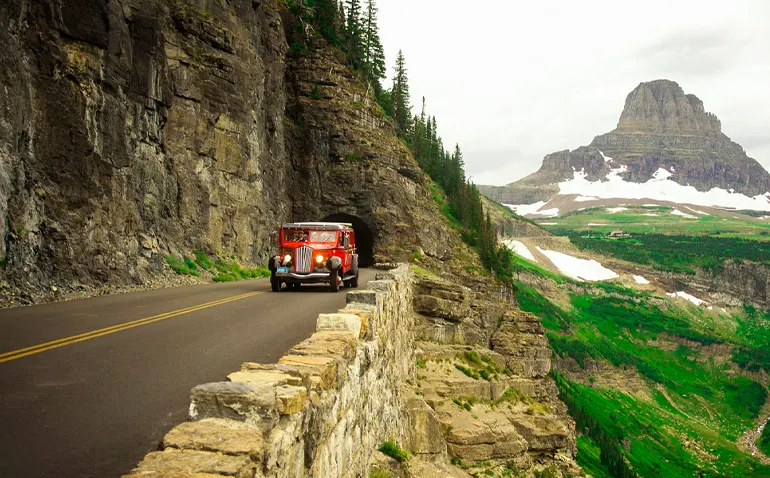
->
[685, 206, 709, 215]
[535, 247, 618, 281]
[633, 275, 650, 285]
[606, 207, 629, 213]
[503, 240, 538, 262]
[504, 201, 547, 216]
[505, 203, 560, 217]
[553, 152, 770, 212]
[671, 209, 697, 219]
[667, 291, 707, 306]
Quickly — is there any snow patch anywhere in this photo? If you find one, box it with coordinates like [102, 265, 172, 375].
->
[557, 167, 770, 211]
[671, 209, 697, 219]
[606, 207, 629, 213]
[534, 208, 560, 217]
[503, 240, 538, 262]
[599, 151, 613, 163]
[535, 247, 618, 282]
[575, 196, 600, 202]
[587, 223, 607, 226]
[504, 202, 547, 216]
[633, 275, 650, 285]
[643, 213, 659, 217]
[685, 206, 709, 216]
[539, 222, 558, 225]
[667, 291, 707, 306]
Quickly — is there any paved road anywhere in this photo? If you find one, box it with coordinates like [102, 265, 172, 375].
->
[0, 270, 376, 478]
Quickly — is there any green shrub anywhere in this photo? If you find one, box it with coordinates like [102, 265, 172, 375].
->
[310, 83, 322, 100]
[166, 255, 200, 277]
[724, 377, 767, 419]
[193, 250, 213, 269]
[455, 364, 477, 379]
[378, 439, 409, 463]
[369, 469, 392, 478]
[759, 423, 770, 456]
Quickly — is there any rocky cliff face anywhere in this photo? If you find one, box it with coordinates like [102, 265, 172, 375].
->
[480, 80, 770, 204]
[0, 0, 451, 304]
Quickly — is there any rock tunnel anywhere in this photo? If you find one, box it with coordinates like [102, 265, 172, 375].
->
[321, 213, 375, 267]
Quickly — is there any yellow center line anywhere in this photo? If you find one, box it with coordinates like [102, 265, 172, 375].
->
[0, 290, 266, 364]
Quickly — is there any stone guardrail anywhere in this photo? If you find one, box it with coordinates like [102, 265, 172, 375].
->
[125, 264, 414, 478]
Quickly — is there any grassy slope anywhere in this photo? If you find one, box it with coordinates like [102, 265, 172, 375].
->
[539, 205, 770, 241]
[509, 253, 770, 476]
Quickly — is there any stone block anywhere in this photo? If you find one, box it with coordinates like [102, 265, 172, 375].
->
[346, 290, 379, 306]
[129, 449, 257, 478]
[288, 331, 357, 362]
[227, 369, 301, 388]
[163, 419, 264, 462]
[276, 385, 307, 415]
[367, 279, 394, 294]
[276, 355, 338, 390]
[337, 308, 372, 339]
[316, 313, 362, 339]
[189, 382, 278, 423]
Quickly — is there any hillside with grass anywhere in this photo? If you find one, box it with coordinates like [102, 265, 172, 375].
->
[505, 246, 770, 476]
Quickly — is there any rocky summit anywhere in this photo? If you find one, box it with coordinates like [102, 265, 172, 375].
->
[480, 79, 770, 207]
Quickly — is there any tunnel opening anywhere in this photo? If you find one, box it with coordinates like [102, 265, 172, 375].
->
[321, 213, 375, 267]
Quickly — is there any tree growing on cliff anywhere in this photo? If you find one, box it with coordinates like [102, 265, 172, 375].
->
[344, 0, 365, 69]
[362, 0, 386, 91]
[314, 0, 341, 45]
[391, 50, 411, 134]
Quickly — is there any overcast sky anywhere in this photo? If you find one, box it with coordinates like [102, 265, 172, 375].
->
[378, 0, 770, 186]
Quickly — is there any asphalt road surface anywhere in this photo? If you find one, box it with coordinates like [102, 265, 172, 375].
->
[0, 269, 376, 478]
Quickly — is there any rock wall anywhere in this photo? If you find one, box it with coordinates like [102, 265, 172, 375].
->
[0, 0, 453, 304]
[406, 273, 582, 477]
[126, 264, 415, 478]
[658, 260, 770, 308]
[0, 0, 292, 298]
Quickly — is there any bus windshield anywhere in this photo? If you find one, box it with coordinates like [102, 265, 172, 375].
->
[309, 231, 337, 243]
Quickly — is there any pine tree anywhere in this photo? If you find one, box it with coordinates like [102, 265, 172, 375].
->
[315, 0, 340, 45]
[391, 50, 411, 134]
[362, 0, 386, 85]
[345, 0, 365, 69]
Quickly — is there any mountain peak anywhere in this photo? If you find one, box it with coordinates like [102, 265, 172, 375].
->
[615, 79, 721, 135]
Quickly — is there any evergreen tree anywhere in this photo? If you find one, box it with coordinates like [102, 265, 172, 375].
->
[315, 0, 341, 45]
[391, 50, 411, 134]
[363, 0, 386, 86]
[345, 0, 365, 69]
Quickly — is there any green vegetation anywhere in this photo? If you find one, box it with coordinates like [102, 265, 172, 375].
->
[166, 255, 199, 277]
[378, 439, 409, 463]
[759, 424, 770, 457]
[166, 252, 269, 282]
[369, 469, 392, 478]
[542, 205, 770, 241]
[454, 349, 510, 381]
[575, 436, 612, 478]
[564, 232, 770, 274]
[511, 257, 770, 475]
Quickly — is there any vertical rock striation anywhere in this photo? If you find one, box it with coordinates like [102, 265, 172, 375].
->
[0, 0, 452, 303]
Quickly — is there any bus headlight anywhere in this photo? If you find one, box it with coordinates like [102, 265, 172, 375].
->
[283, 254, 292, 263]
[316, 255, 325, 264]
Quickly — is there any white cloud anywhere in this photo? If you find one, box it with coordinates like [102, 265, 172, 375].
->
[378, 0, 770, 185]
